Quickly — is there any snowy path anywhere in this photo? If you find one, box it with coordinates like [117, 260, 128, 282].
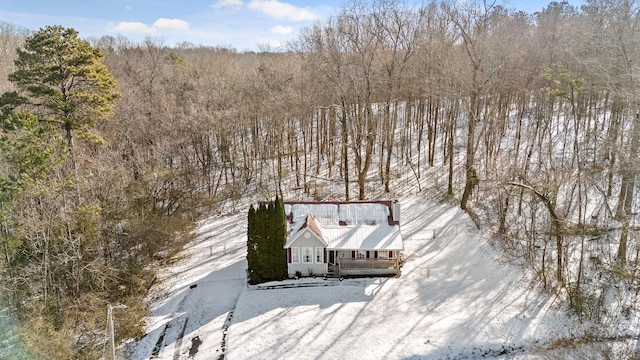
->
[128, 197, 585, 359]
[127, 214, 248, 360]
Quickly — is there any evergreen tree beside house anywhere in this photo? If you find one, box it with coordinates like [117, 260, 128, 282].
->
[246, 196, 288, 284]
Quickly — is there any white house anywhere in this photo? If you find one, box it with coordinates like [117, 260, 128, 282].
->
[283, 200, 404, 278]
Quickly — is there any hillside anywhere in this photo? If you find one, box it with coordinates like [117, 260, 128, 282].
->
[3, 2, 640, 358]
[127, 196, 636, 359]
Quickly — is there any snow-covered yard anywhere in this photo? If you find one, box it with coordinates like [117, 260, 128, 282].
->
[128, 196, 595, 359]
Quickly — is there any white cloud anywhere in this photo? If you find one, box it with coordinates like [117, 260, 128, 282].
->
[110, 18, 190, 35]
[270, 25, 292, 35]
[153, 18, 190, 31]
[212, 0, 244, 9]
[247, 0, 318, 21]
[112, 21, 154, 34]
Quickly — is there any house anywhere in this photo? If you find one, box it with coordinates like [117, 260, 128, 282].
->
[283, 200, 403, 278]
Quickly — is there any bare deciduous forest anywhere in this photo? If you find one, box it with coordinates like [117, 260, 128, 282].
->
[1, 0, 640, 358]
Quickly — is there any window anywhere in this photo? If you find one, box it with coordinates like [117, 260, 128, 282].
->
[377, 250, 388, 259]
[291, 247, 300, 263]
[315, 247, 324, 263]
[302, 247, 313, 263]
[355, 250, 366, 259]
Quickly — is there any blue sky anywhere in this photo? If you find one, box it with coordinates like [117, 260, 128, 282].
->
[0, 0, 585, 51]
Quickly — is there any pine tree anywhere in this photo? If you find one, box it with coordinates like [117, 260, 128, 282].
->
[245, 198, 288, 284]
[246, 205, 259, 284]
[264, 200, 276, 280]
[256, 202, 268, 283]
[3, 25, 120, 180]
[271, 196, 288, 279]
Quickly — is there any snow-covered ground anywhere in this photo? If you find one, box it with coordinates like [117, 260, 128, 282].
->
[128, 196, 597, 359]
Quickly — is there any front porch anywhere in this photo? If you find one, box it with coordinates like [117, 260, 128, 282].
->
[329, 257, 400, 277]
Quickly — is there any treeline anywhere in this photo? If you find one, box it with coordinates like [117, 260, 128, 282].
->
[0, 0, 639, 357]
[0, 27, 208, 358]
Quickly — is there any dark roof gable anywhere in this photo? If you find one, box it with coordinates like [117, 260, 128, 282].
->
[301, 214, 323, 238]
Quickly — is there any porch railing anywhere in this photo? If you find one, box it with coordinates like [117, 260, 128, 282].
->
[337, 258, 397, 269]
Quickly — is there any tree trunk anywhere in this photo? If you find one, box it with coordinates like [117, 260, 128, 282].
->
[461, 93, 478, 211]
[340, 97, 350, 201]
[616, 113, 640, 264]
[384, 102, 398, 193]
[508, 181, 564, 283]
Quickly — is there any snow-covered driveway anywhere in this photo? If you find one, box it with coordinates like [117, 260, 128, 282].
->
[128, 214, 248, 359]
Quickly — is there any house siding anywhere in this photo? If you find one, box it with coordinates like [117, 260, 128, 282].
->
[288, 229, 326, 248]
[286, 229, 327, 277]
[288, 262, 327, 277]
[336, 250, 398, 261]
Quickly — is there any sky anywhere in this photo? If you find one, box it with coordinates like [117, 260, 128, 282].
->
[0, 0, 585, 52]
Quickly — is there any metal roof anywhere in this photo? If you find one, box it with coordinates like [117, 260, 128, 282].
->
[284, 202, 403, 251]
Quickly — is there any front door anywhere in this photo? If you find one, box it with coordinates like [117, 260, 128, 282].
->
[329, 250, 335, 265]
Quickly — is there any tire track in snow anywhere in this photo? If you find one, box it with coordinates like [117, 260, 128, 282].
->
[149, 285, 196, 359]
[217, 293, 240, 360]
[173, 317, 189, 360]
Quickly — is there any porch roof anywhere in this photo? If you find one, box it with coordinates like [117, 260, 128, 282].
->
[322, 223, 403, 251]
